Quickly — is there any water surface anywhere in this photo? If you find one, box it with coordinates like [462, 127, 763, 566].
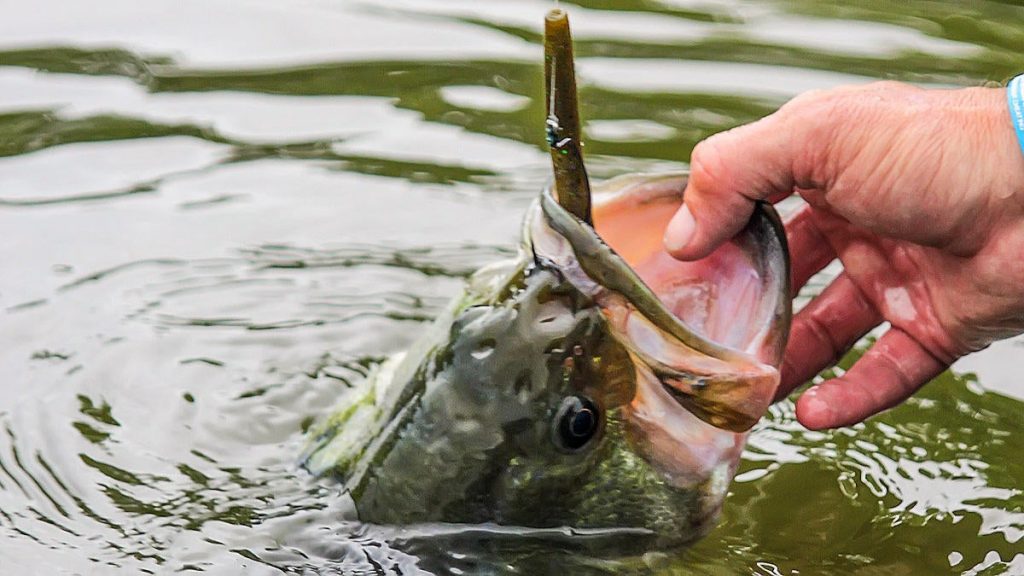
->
[1, 1, 1022, 573]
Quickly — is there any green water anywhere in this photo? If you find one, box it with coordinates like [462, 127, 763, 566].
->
[0, 1, 1021, 573]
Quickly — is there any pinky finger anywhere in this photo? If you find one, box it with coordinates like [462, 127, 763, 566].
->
[794, 328, 949, 430]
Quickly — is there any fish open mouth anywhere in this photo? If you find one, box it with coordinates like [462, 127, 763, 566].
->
[530, 172, 790, 432]
[588, 173, 789, 368]
[537, 8, 789, 434]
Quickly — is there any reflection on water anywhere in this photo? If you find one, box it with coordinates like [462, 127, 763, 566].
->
[0, 0, 1021, 573]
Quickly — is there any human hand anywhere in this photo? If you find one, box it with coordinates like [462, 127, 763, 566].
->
[663, 81, 1024, 430]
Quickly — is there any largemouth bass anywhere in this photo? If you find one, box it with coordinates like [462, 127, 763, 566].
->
[303, 9, 790, 547]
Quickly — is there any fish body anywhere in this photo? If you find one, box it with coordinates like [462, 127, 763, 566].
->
[303, 172, 790, 546]
[303, 7, 790, 548]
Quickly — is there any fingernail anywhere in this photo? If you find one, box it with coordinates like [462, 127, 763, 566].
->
[796, 388, 834, 430]
[664, 204, 696, 254]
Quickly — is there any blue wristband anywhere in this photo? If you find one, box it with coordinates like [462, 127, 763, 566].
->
[1009, 75, 1024, 158]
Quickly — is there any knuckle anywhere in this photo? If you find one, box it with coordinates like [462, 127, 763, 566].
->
[781, 80, 915, 123]
[688, 135, 734, 196]
[861, 80, 914, 93]
[803, 313, 844, 364]
[779, 88, 834, 119]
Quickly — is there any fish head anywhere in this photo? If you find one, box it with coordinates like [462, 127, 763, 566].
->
[308, 172, 789, 547]
[538, 172, 791, 431]
[504, 171, 791, 543]
[304, 8, 790, 548]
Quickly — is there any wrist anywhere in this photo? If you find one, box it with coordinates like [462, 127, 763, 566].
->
[968, 86, 1024, 203]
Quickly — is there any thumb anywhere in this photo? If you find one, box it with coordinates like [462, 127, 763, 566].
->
[664, 99, 814, 261]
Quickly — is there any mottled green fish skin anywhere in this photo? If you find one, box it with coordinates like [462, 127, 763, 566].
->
[302, 250, 713, 546]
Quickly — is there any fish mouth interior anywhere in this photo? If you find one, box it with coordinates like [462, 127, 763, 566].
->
[590, 175, 781, 361]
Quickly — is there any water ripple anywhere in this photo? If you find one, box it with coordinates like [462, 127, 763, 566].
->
[1, 0, 1023, 573]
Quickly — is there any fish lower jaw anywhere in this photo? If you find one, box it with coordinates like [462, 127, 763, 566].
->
[625, 365, 746, 490]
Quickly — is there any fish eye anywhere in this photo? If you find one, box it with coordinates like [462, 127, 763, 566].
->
[553, 396, 601, 452]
